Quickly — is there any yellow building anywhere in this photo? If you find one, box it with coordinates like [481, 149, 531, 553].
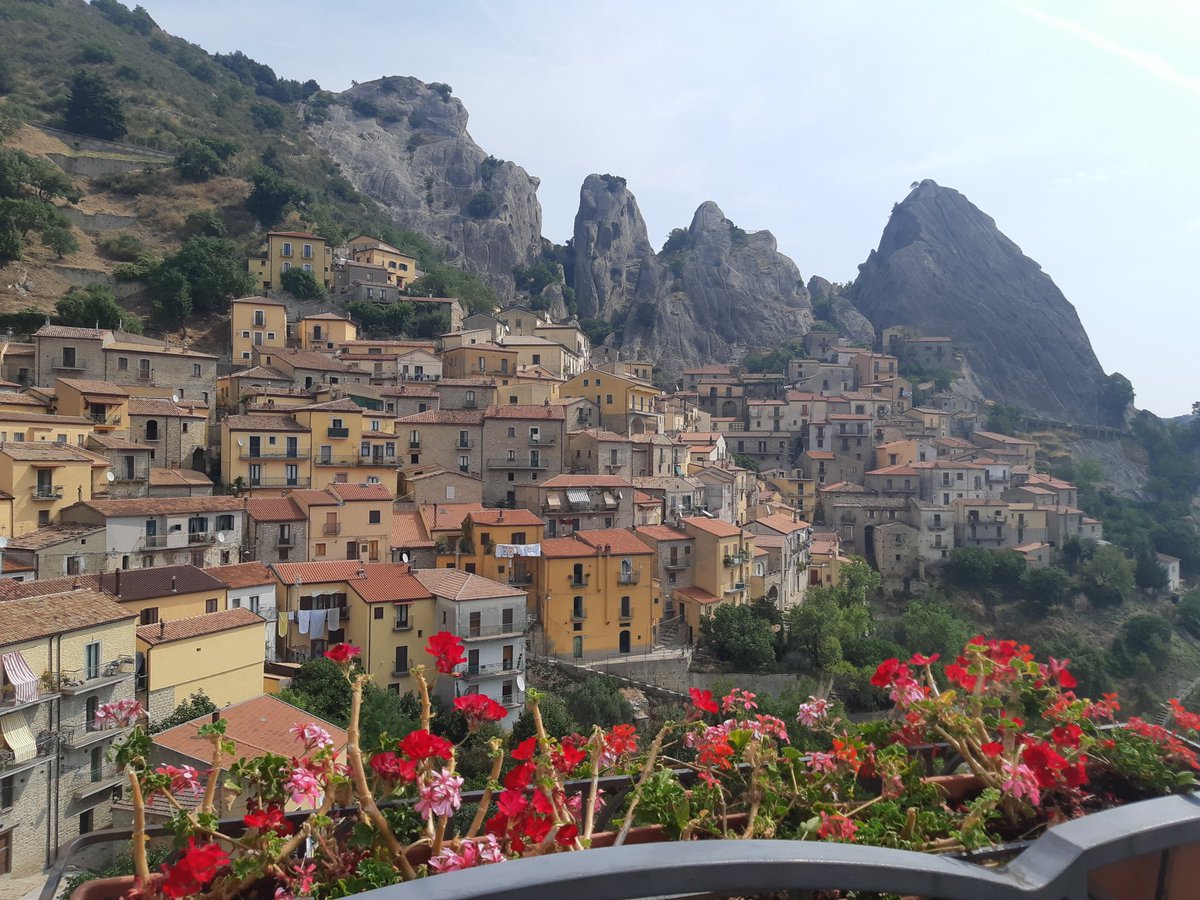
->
[346, 235, 418, 288]
[292, 398, 398, 489]
[290, 482, 395, 563]
[299, 313, 358, 351]
[54, 378, 130, 434]
[231, 297, 289, 366]
[560, 367, 660, 435]
[0, 443, 102, 535]
[136, 607, 266, 720]
[438, 508, 546, 592]
[536, 528, 655, 660]
[0, 409, 96, 446]
[91, 565, 230, 625]
[672, 516, 754, 640]
[442, 343, 518, 381]
[270, 560, 437, 692]
[221, 414, 312, 494]
[248, 231, 334, 291]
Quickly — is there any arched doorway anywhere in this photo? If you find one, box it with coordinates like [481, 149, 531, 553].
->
[630, 418, 646, 435]
[191, 447, 206, 472]
[721, 399, 738, 418]
[618, 630, 631, 654]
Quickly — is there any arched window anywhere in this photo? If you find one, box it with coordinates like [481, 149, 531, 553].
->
[145, 420, 158, 441]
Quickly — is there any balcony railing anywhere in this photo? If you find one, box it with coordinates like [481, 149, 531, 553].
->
[30, 484, 63, 500]
[487, 458, 549, 470]
[529, 435, 556, 446]
[508, 573, 533, 586]
[53, 357, 85, 371]
[90, 412, 122, 427]
[276, 535, 294, 548]
[725, 581, 746, 593]
[456, 439, 475, 449]
[0, 676, 59, 715]
[460, 661, 519, 679]
[61, 721, 130, 751]
[461, 621, 524, 640]
[56, 658, 134, 695]
[323, 522, 341, 535]
[392, 620, 412, 632]
[569, 574, 589, 587]
[249, 478, 311, 489]
[138, 533, 168, 549]
[187, 532, 215, 544]
[500, 690, 526, 708]
[327, 427, 350, 438]
[240, 450, 306, 460]
[617, 569, 641, 585]
[315, 454, 396, 467]
[0, 731, 57, 769]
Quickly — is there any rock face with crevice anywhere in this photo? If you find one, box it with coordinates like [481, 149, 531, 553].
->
[307, 77, 542, 299]
[850, 180, 1111, 424]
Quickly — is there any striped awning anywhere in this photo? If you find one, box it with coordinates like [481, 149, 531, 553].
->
[545, 494, 562, 509]
[1, 712, 37, 763]
[565, 489, 590, 505]
[2, 651, 39, 704]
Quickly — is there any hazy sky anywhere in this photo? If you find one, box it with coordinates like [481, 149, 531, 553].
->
[143, 1, 1199, 417]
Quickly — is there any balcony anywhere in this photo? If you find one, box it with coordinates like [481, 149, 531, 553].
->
[136, 369, 153, 381]
[90, 412, 122, 428]
[62, 721, 130, 751]
[53, 357, 86, 371]
[0, 732, 57, 771]
[240, 450, 305, 460]
[569, 574, 589, 588]
[323, 522, 341, 535]
[73, 774, 125, 804]
[314, 454, 396, 467]
[508, 573, 533, 587]
[529, 435, 557, 446]
[392, 620, 412, 632]
[461, 621, 524, 640]
[0, 677, 59, 716]
[30, 484, 64, 500]
[249, 478, 311, 489]
[724, 581, 746, 593]
[138, 533, 168, 550]
[461, 661, 519, 679]
[665, 562, 688, 571]
[276, 535, 294, 548]
[617, 569, 641, 585]
[57, 658, 134, 695]
[327, 427, 350, 438]
[408, 440, 420, 449]
[187, 531, 215, 545]
[501, 690, 526, 708]
[456, 439, 475, 449]
[487, 458, 549, 470]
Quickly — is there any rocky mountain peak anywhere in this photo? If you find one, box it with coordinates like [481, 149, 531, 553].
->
[851, 180, 1112, 424]
[572, 174, 654, 321]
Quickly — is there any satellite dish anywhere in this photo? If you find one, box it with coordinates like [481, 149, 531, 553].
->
[216, 532, 226, 543]
[615, 491, 623, 500]
[237, 439, 245, 448]
[105, 471, 115, 482]
[515, 674, 526, 691]
[171, 394, 180, 403]
[400, 552, 410, 563]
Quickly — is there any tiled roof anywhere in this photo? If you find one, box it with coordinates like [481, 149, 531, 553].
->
[128, 398, 207, 418]
[227, 366, 291, 381]
[301, 312, 351, 321]
[56, 378, 129, 397]
[413, 568, 524, 602]
[0, 588, 134, 645]
[818, 482, 872, 493]
[418, 502, 484, 532]
[574, 528, 654, 555]
[633, 491, 658, 505]
[483, 404, 565, 420]
[152, 694, 347, 766]
[468, 508, 544, 527]
[673, 585, 722, 604]
[34, 324, 110, 340]
[137, 607, 263, 645]
[679, 516, 744, 538]
[5, 523, 103, 551]
[379, 383, 439, 398]
[567, 427, 627, 441]
[224, 415, 308, 432]
[405, 466, 481, 483]
[71, 497, 246, 517]
[270, 348, 365, 373]
[207, 561, 274, 589]
[286, 489, 338, 509]
[328, 482, 393, 502]
[1, 558, 33, 574]
[105, 340, 217, 360]
[149, 469, 213, 487]
[272, 560, 368, 586]
[396, 409, 485, 425]
[866, 465, 922, 476]
[750, 513, 811, 534]
[0, 442, 94, 462]
[246, 497, 304, 522]
[539, 536, 595, 558]
[268, 230, 324, 239]
[232, 295, 289, 307]
[353, 564, 432, 603]
[87, 433, 151, 451]
[632, 524, 691, 543]
[95, 565, 226, 602]
[0, 393, 50, 408]
[292, 398, 363, 413]
[392, 512, 434, 549]
[973, 431, 1035, 445]
[538, 474, 632, 489]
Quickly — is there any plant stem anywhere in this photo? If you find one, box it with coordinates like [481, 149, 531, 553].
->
[127, 772, 151, 884]
[201, 732, 226, 816]
[466, 741, 504, 839]
[614, 725, 670, 846]
[582, 727, 604, 841]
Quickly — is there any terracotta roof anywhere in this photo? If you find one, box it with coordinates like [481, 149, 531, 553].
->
[152, 694, 347, 767]
[680, 516, 744, 538]
[819, 482, 872, 493]
[0, 588, 134, 644]
[34, 324, 110, 340]
[227, 365, 291, 381]
[272, 560, 368, 586]
[418, 502, 485, 532]
[149, 469, 213, 487]
[94, 565, 226, 602]
[5, 523, 104, 551]
[633, 491, 658, 506]
[128, 398, 207, 418]
[0, 442, 94, 462]
[207, 561, 274, 589]
[224, 415, 308, 433]
[2, 558, 33, 574]
[232, 295, 289, 307]
[483, 404, 565, 420]
[105, 341, 217, 360]
[70, 497, 246, 517]
[404, 466, 481, 484]
[268, 230, 324, 239]
[379, 383, 439, 398]
[673, 585, 722, 604]
[138, 607, 263, 645]
[413, 568, 524, 602]
[269, 348, 365, 374]
[353, 564, 433, 603]
[538, 474, 632, 489]
[467, 508, 544, 527]
[867, 465, 922, 476]
[392, 512, 434, 549]
[287, 489, 338, 509]
[396, 409, 485, 425]
[632, 524, 691, 543]
[805, 451, 836, 460]
[567, 427, 627, 442]
[292, 398, 363, 413]
[973, 431, 1035, 445]
[56, 378, 129, 398]
[574, 528, 654, 555]
[328, 482, 393, 502]
[246, 497, 304, 522]
[0, 393, 50, 408]
[537, 536, 596, 558]
[750, 513, 811, 534]
[87, 433, 151, 451]
[301, 312, 351, 322]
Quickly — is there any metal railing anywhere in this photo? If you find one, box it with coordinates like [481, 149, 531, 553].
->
[461, 621, 525, 640]
[249, 478, 311, 489]
[461, 661, 519, 678]
[322, 522, 341, 535]
[138, 534, 168, 549]
[30, 484, 63, 500]
[240, 450, 306, 460]
[617, 569, 641, 585]
[529, 435, 557, 446]
[89, 412, 122, 426]
[569, 574, 589, 587]
[0, 732, 57, 768]
[315, 455, 396, 467]
[508, 573, 533, 586]
[487, 458, 549, 469]
[187, 532, 214, 544]
[56, 658, 134, 694]
[53, 357, 85, 371]
[327, 427, 350, 438]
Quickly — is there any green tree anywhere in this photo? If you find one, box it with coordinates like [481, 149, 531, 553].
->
[784, 589, 845, 674]
[1019, 565, 1073, 612]
[510, 693, 576, 744]
[701, 603, 776, 671]
[1080, 544, 1135, 606]
[1111, 613, 1172, 677]
[1178, 588, 1200, 638]
[562, 676, 633, 728]
[41, 222, 78, 259]
[1134, 544, 1169, 592]
[64, 70, 127, 139]
[732, 453, 759, 472]
[1101, 372, 1135, 417]
[160, 236, 256, 316]
[245, 167, 308, 226]
[579, 317, 613, 346]
[173, 140, 223, 181]
[183, 208, 227, 238]
[249, 102, 285, 131]
[897, 595, 972, 659]
[466, 190, 496, 218]
[150, 690, 217, 733]
[985, 403, 1023, 436]
[280, 267, 325, 300]
[57, 284, 142, 333]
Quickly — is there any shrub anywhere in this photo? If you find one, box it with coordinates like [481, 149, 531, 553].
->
[95, 232, 144, 261]
[79, 44, 116, 65]
[280, 267, 325, 301]
[56, 284, 141, 332]
[350, 97, 380, 119]
[183, 208, 226, 238]
[173, 140, 223, 181]
[249, 102, 284, 131]
[64, 70, 127, 139]
[465, 190, 496, 219]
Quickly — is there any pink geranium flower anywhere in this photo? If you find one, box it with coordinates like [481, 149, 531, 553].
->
[416, 768, 463, 821]
[285, 765, 324, 808]
[290, 722, 334, 750]
[796, 696, 830, 727]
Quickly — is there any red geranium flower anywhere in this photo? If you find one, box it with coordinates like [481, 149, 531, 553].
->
[454, 694, 508, 730]
[981, 741, 1004, 758]
[503, 761, 535, 791]
[510, 736, 538, 761]
[160, 839, 230, 898]
[426, 631, 467, 674]
[604, 723, 638, 758]
[397, 729, 454, 762]
[496, 789, 528, 818]
[323, 643, 361, 665]
[1046, 656, 1078, 689]
[556, 823, 579, 846]
[689, 687, 718, 715]
[909, 652, 940, 667]
[553, 738, 587, 775]
[870, 658, 903, 687]
[242, 805, 294, 836]
[370, 751, 418, 782]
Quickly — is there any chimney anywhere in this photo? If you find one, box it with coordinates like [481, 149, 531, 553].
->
[211, 710, 219, 724]
[498, 508, 503, 522]
[159, 620, 165, 637]
[115, 568, 121, 596]
[171, 575, 177, 593]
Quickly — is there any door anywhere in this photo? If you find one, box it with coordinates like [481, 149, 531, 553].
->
[619, 630, 631, 654]
[467, 648, 480, 676]
[85, 642, 101, 679]
[572, 637, 583, 659]
[248, 436, 261, 458]
[123, 455, 135, 479]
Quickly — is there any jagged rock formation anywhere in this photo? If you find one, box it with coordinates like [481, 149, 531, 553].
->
[851, 180, 1111, 424]
[807, 276, 875, 346]
[572, 178, 813, 376]
[307, 77, 542, 299]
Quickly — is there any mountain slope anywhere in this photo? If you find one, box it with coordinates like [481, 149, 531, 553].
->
[850, 180, 1112, 424]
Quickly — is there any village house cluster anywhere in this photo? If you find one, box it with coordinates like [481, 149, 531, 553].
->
[0, 234, 1136, 878]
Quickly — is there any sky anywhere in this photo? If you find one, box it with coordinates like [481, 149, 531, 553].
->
[143, 0, 1200, 417]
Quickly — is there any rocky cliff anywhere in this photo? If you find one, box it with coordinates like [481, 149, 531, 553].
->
[307, 77, 542, 299]
[850, 180, 1111, 424]
[572, 177, 814, 377]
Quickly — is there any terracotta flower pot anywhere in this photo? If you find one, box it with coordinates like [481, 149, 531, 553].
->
[70, 875, 141, 900]
[590, 812, 751, 848]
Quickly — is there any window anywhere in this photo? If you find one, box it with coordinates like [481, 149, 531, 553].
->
[139, 359, 150, 379]
[90, 746, 104, 782]
[620, 596, 632, 619]
[117, 357, 128, 371]
[315, 543, 326, 557]
[395, 605, 410, 629]
[0, 776, 13, 810]
[281, 242, 293, 257]
[192, 363, 201, 377]
[205, 598, 218, 613]
[139, 606, 159, 626]
[38, 510, 49, 527]
[606, 394, 614, 405]
[216, 515, 234, 532]
[459, 455, 469, 473]
[369, 510, 381, 524]
[79, 810, 94, 836]
[302, 243, 313, 259]
[394, 645, 409, 675]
